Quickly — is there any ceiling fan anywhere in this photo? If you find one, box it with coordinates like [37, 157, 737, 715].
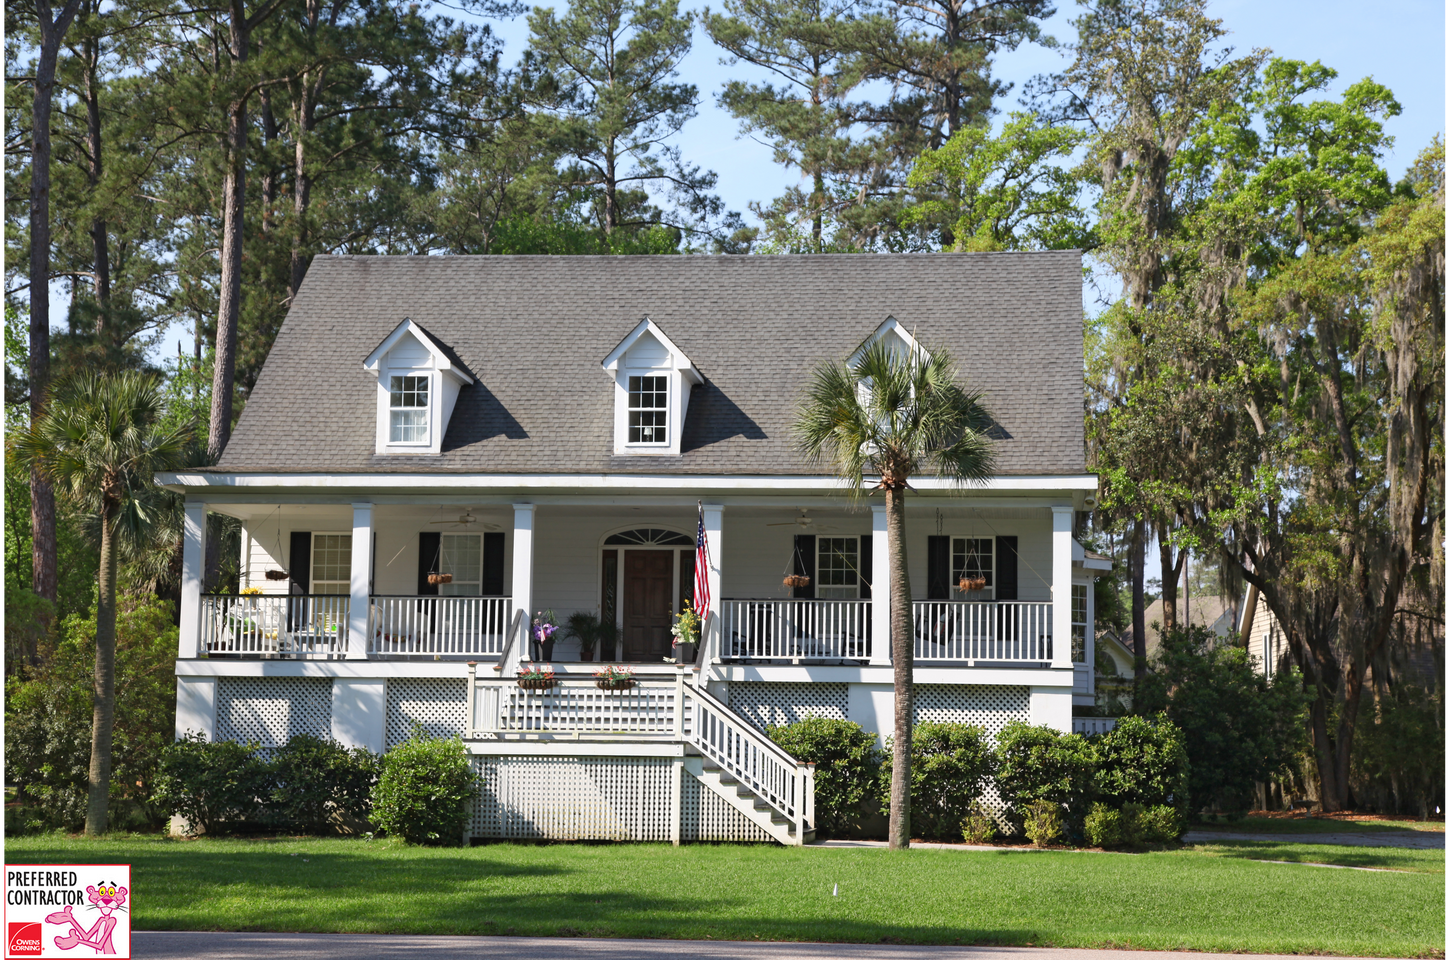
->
[767, 509, 836, 531]
[429, 509, 501, 531]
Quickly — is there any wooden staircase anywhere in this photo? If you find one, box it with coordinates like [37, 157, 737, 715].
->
[685, 756, 816, 845]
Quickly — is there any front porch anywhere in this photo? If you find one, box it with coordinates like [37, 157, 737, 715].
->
[183, 500, 1090, 679]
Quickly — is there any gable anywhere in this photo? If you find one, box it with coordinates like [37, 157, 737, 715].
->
[216, 252, 1086, 476]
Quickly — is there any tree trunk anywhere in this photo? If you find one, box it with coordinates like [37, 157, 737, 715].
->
[85, 506, 118, 835]
[83, 33, 110, 313]
[1130, 521, 1146, 689]
[208, 97, 246, 461]
[885, 484, 914, 850]
[28, 0, 83, 613]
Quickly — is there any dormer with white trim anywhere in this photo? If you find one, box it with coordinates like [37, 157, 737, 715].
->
[601, 317, 703, 457]
[363, 318, 473, 456]
[850, 315, 924, 368]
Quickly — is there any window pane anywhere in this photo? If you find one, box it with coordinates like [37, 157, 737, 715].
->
[817, 537, 859, 599]
[311, 534, 352, 593]
[440, 534, 481, 596]
[390, 409, 428, 442]
[627, 375, 667, 443]
[952, 538, 993, 591]
[389, 375, 428, 408]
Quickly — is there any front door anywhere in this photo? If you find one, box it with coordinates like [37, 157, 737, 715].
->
[623, 550, 673, 661]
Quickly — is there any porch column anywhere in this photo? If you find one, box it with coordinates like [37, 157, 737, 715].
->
[347, 502, 373, 660]
[511, 503, 536, 673]
[869, 504, 890, 665]
[1051, 505, 1073, 670]
[179, 500, 207, 659]
[702, 503, 723, 632]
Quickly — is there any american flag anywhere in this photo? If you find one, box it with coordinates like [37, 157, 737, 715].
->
[695, 504, 711, 616]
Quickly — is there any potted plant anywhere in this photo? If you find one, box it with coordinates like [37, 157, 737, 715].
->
[530, 609, 559, 661]
[564, 611, 618, 662]
[593, 664, 636, 690]
[517, 663, 557, 690]
[670, 598, 701, 664]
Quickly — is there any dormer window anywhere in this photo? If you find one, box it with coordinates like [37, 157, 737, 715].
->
[363, 318, 474, 456]
[602, 317, 702, 456]
[389, 375, 430, 443]
[628, 375, 668, 444]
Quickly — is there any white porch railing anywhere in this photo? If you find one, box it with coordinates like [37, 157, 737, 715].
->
[720, 599, 871, 660]
[1074, 717, 1118, 735]
[912, 601, 1052, 662]
[369, 596, 511, 657]
[201, 594, 348, 658]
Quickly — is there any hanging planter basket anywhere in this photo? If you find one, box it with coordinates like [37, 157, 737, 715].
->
[595, 678, 636, 691]
[264, 569, 290, 581]
[783, 574, 811, 589]
[959, 576, 987, 592]
[427, 573, 453, 585]
[517, 677, 556, 691]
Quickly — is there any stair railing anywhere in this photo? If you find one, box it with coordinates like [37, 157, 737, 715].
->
[490, 607, 527, 679]
[682, 682, 812, 840]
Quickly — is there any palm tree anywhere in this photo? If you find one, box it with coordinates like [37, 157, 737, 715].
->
[796, 337, 995, 849]
[12, 371, 192, 835]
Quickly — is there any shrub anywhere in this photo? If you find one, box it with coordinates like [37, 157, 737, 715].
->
[768, 717, 882, 838]
[962, 800, 997, 844]
[1022, 799, 1062, 847]
[1085, 801, 1184, 848]
[371, 732, 476, 845]
[1136, 625, 1306, 818]
[270, 735, 381, 833]
[1093, 714, 1189, 814]
[4, 598, 178, 832]
[881, 722, 995, 840]
[155, 734, 274, 835]
[995, 721, 1095, 835]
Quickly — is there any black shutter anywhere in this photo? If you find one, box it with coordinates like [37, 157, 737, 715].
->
[418, 532, 441, 597]
[995, 536, 1019, 600]
[482, 532, 505, 596]
[927, 535, 950, 600]
[858, 535, 872, 600]
[289, 532, 311, 594]
[793, 534, 816, 599]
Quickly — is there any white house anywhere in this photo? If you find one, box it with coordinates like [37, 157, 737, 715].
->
[159, 252, 1104, 845]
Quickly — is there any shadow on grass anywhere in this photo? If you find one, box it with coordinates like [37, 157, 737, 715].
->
[1186, 839, 1445, 874]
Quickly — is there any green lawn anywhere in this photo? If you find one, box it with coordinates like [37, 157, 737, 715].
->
[1194, 815, 1446, 836]
[6, 835, 1443, 956]
[1185, 839, 1444, 874]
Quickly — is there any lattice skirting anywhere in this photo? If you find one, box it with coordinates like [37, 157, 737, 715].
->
[725, 682, 849, 733]
[214, 676, 332, 749]
[468, 756, 771, 843]
[913, 684, 1028, 740]
[386, 678, 468, 749]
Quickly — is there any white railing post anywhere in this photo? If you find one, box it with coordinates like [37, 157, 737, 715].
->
[347, 502, 373, 660]
[1051, 505, 1072, 669]
[702, 503, 723, 631]
[794, 764, 806, 845]
[466, 661, 477, 736]
[511, 503, 535, 673]
[180, 500, 207, 658]
[804, 762, 816, 831]
[869, 504, 890, 665]
[674, 664, 686, 739]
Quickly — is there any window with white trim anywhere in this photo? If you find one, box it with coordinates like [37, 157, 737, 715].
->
[951, 537, 993, 596]
[389, 375, 429, 443]
[1071, 583, 1088, 663]
[439, 533, 481, 597]
[817, 537, 860, 599]
[311, 534, 352, 594]
[627, 375, 668, 444]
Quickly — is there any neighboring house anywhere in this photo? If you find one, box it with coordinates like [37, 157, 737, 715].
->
[159, 252, 1104, 845]
[1121, 594, 1240, 661]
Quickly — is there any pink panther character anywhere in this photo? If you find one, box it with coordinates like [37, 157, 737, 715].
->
[45, 882, 127, 955]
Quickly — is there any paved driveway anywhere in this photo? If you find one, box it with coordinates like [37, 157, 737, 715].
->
[131, 933, 1405, 960]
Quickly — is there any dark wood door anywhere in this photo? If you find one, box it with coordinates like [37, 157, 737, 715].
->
[623, 550, 674, 661]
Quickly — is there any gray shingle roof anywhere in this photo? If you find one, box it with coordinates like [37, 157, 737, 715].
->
[216, 252, 1086, 476]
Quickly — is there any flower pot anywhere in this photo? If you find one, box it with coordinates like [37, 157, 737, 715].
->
[530, 638, 556, 662]
[595, 679, 636, 691]
[427, 573, 453, 585]
[959, 577, 987, 592]
[578, 645, 596, 663]
[783, 574, 811, 589]
[673, 642, 697, 663]
[517, 677, 556, 690]
[265, 569, 290, 581]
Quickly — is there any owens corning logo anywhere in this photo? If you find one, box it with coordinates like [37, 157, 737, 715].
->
[8, 920, 42, 956]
